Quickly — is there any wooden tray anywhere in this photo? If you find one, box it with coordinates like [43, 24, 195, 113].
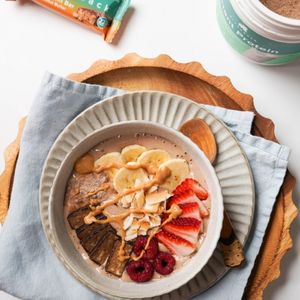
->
[0, 53, 297, 299]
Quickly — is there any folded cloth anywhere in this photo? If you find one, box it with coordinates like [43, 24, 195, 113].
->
[0, 73, 290, 300]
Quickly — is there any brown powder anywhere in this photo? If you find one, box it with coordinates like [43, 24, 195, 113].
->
[261, 0, 300, 19]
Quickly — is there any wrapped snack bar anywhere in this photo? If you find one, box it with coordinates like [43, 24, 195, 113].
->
[31, 0, 131, 43]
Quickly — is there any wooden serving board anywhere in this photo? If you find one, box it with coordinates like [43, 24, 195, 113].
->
[0, 53, 297, 299]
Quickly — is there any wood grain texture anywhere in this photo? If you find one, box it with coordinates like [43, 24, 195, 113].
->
[0, 117, 26, 223]
[179, 118, 217, 164]
[0, 54, 297, 299]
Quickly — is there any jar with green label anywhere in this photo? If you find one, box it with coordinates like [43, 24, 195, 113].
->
[217, 0, 300, 65]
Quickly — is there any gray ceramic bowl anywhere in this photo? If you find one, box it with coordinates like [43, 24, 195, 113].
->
[48, 121, 223, 299]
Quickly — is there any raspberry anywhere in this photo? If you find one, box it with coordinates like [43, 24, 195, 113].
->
[126, 259, 154, 282]
[133, 236, 159, 260]
[154, 252, 176, 275]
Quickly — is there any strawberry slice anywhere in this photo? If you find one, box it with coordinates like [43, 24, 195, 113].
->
[198, 200, 209, 218]
[163, 217, 202, 244]
[156, 230, 196, 256]
[168, 190, 210, 218]
[173, 178, 208, 200]
[167, 190, 199, 208]
[179, 202, 201, 220]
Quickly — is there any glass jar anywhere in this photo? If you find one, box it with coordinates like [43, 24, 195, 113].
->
[217, 0, 300, 65]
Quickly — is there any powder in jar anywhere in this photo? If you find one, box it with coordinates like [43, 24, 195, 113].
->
[260, 0, 300, 19]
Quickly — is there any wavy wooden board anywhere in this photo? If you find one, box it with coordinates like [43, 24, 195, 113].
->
[0, 54, 297, 299]
[0, 117, 26, 223]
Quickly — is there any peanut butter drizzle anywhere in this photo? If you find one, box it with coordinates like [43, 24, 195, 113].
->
[131, 203, 182, 261]
[88, 202, 181, 262]
[132, 228, 160, 261]
[99, 206, 162, 262]
[161, 203, 182, 226]
[84, 166, 171, 224]
[119, 228, 130, 261]
[76, 153, 157, 175]
[90, 209, 130, 261]
[94, 162, 156, 175]
[83, 166, 172, 261]
[92, 208, 162, 261]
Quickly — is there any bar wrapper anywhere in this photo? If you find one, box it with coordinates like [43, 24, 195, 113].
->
[31, 0, 131, 43]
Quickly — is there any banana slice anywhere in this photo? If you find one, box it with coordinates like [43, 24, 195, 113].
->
[137, 149, 171, 172]
[113, 167, 148, 193]
[159, 159, 190, 192]
[121, 144, 147, 162]
[94, 152, 123, 179]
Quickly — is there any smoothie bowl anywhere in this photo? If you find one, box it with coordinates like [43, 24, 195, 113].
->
[47, 121, 223, 298]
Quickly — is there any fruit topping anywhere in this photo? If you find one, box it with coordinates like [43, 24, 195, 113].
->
[179, 202, 201, 220]
[159, 159, 190, 192]
[126, 259, 154, 282]
[167, 190, 209, 218]
[133, 236, 159, 260]
[156, 231, 196, 256]
[167, 190, 199, 208]
[121, 145, 147, 163]
[163, 217, 202, 244]
[154, 252, 176, 275]
[137, 149, 171, 173]
[68, 141, 212, 282]
[113, 167, 148, 193]
[173, 178, 208, 200]
[94, 152, 124, 179]
[198, 199, 209, 218]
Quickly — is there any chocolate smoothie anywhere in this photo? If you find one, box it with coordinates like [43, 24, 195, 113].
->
[64, 133, 211, 281]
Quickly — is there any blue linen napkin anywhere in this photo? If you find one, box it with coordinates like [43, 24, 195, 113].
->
[0, 73, 290, 300]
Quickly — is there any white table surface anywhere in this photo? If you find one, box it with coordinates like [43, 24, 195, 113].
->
[0, 0, 299, 299]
